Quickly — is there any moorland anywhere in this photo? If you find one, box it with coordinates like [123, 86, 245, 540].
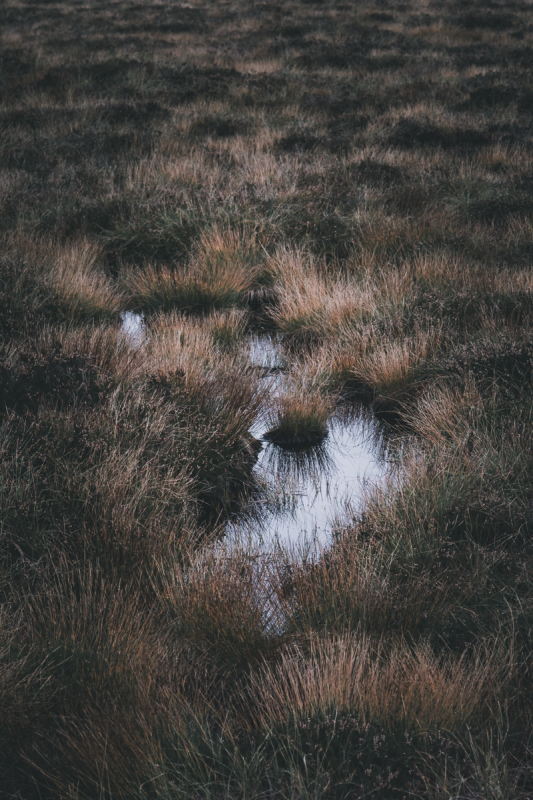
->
[1, 0, 533, 796]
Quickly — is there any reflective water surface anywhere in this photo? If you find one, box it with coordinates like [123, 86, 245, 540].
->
[230, 333, 389, 547]
[237, 409, 387, 547]
[120, 311, 145, 344]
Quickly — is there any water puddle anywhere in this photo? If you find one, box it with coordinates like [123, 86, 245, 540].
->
[229, 333, 389, 548]
[239, 411, 386, 547]
[249, 332, 285, 373]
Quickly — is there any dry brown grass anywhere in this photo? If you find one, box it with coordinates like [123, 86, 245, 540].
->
[269, 247, 378, 339]
[250, 635, 511, 733]
[2, 234, 124, 323]
[263, 358, 335, 446]
[155, 545, 281, 672]
[350, 329, 443, 408]
[124, 225, 265, 314]
[45, 240, 125, 320]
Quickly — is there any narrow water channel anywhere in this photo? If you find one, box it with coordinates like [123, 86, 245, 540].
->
[121, 315, 388, 547]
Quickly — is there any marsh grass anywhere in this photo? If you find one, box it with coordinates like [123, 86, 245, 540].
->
[263, 393, 332, 447]
[352, 330, 443, 411]
[264, 366, 335, 447]
[268, 247, 377, 341]
[125, 261, 248, 315]
[45, 240, 125, 322]
[155, 546, 282, 673]
[125, 226, 266, 315]
[0, 237, 124, 339]
[209, 309, 249, 348]
[2, 0, 533, 795]
[0, 315, 269, 577]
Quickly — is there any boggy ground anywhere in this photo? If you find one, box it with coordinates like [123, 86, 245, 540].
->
[1, 0, 533, 796]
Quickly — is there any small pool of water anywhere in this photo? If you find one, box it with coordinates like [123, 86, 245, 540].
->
[228, 406, 387, 547]
[229, 333, 389, 548]
[256, 414, 384, 542]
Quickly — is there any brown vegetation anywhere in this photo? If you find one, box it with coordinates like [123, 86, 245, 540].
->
[1, 0, 533, 795]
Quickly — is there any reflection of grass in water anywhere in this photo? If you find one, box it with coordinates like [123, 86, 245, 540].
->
[260, 440, 333, 485]
[249, 332, 285, 370]
[225, 441, 335, 539]
[201, 468, 274, 531]
[335, 399, 401, 463]
[239, 402, 394, 537]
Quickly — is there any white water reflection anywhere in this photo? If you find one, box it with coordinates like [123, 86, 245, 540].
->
[249, 331, 285, 372]
[228, 409, 386, 547]
[120, 311, 144, 344]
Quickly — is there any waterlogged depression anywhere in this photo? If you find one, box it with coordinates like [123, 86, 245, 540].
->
[237, 332, 387, 546]
[121, 315, 387, 546]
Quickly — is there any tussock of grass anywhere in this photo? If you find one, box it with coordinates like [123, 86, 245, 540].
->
[351, 330, 442, 410]
[156, 547, 280, 671]
[264, 393, 331, 446]
[125, 226, 264, 314]
[264, 368, 334, 447]
[45, 240, 125, 322]
[0, 237, 124, 336]
[251, 635, 510, 733]
[269, 247, 377, 340]
[209, 308, 249, 348]
[125, 261, 246, 314]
